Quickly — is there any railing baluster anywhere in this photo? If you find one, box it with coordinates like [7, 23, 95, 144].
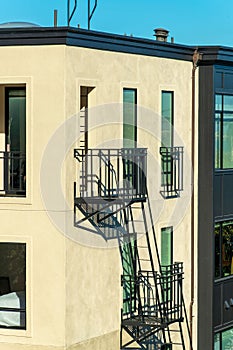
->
[117, 150, 119, 196]
[74, 148, 147, 200]
[0, 151, 26, 195]
[160, 146, 184, 198]
[122, 263, 183, 326]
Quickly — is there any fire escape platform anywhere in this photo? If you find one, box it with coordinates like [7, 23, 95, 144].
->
[74, 195, 147, 206]
[74, 195, 147, 226]
[122, 315, 184, 327]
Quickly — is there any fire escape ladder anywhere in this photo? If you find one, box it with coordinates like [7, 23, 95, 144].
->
[79, 107, 88, 153]
[163, 292, 193, 350]
[120, 199, 187, 349]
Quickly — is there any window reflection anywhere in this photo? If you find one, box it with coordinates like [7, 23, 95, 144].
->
[215, 221, 233, 279]
[224, 95, 233, 111]
[0, 243, 26, 329]
[223, 113, 233, 168]
[214, 333, 220, 350]
[215, 94, 222, 110]
[215, 328, 233, 350]
[215, 94, 233, 169]
[222, 328, 233, 349]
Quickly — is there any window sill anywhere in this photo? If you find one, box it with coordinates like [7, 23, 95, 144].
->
[0, 327, 31, 338]
[0, 196, 31, 205]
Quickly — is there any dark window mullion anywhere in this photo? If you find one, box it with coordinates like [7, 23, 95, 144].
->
[220, 94, 223, 170]
[171, 92, 174, 147]
[220, 110, 223, 169]
[219, 224, 223, 278]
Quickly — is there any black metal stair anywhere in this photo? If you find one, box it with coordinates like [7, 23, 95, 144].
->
[73, 145, 191, 350]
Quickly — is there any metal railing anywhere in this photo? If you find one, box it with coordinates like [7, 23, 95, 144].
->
[122, 262, 183, 325]
[0, 151, 26, 195]
[160, 146, 184, 198]
[74, 148, 147, 200]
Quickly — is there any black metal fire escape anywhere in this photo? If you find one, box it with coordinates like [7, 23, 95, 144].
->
[74, 123, 191, 349]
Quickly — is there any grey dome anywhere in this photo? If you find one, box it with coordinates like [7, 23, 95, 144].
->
[0, 21, 40, 28]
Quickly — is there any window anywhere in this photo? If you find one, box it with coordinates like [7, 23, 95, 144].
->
[160, 92, 183, 199]
[0, 243, 26, 329]
[161, 227, 173, 267]
[123, 88, 137, 148]
[161, 227, 173, 302]
[0, 86, 26, 196]
[161, 91, 173, 148]
[215, 327, 233, 350]
[122, 88, 137, 314]
[79, 86, 95, 153]
[123, 88, 140, 194]
[215, 221, 233, 279]
[215, 94, 233, 169]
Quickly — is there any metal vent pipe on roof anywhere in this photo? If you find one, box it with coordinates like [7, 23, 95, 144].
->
[154, 28, 169, 42]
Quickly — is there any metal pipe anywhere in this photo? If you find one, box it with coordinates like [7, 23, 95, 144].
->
[67, 0, 70, 25]
[54, 9, 58, 27]
[88, 0, 90, 30]
[190, 48, 200, 350]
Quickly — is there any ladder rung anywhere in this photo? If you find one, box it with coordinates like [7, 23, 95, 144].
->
[139, 259, 150, 261]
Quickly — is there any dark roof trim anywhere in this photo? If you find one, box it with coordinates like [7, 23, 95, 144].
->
[0, 26, 195, 61]
[198, 46, 233, 66]
[1, 27, 233, 65]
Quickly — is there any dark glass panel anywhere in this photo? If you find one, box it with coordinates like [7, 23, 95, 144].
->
[221, 222, 233, 277]
[223, 72, 233, 90]
[215, 72, 223, 89]
[5, 88, 26, 194]
[0, 243, 26, 329]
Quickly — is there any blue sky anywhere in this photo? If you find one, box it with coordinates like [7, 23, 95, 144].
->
[0, 0, 232, 47]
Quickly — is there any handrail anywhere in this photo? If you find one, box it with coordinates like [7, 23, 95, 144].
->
[0, 151, 26, 195]
[122, 262, 183, 323]
[74, 148, 147, 199]
[160, 146, 184, 198]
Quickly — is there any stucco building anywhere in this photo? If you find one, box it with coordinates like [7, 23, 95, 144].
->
[0, 23, 232, 350]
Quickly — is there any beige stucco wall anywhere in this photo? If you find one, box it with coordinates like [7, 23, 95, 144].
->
[0, 45, 66, 348]
[0, 41, 197, 350]
[64, 45, 196, 349]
